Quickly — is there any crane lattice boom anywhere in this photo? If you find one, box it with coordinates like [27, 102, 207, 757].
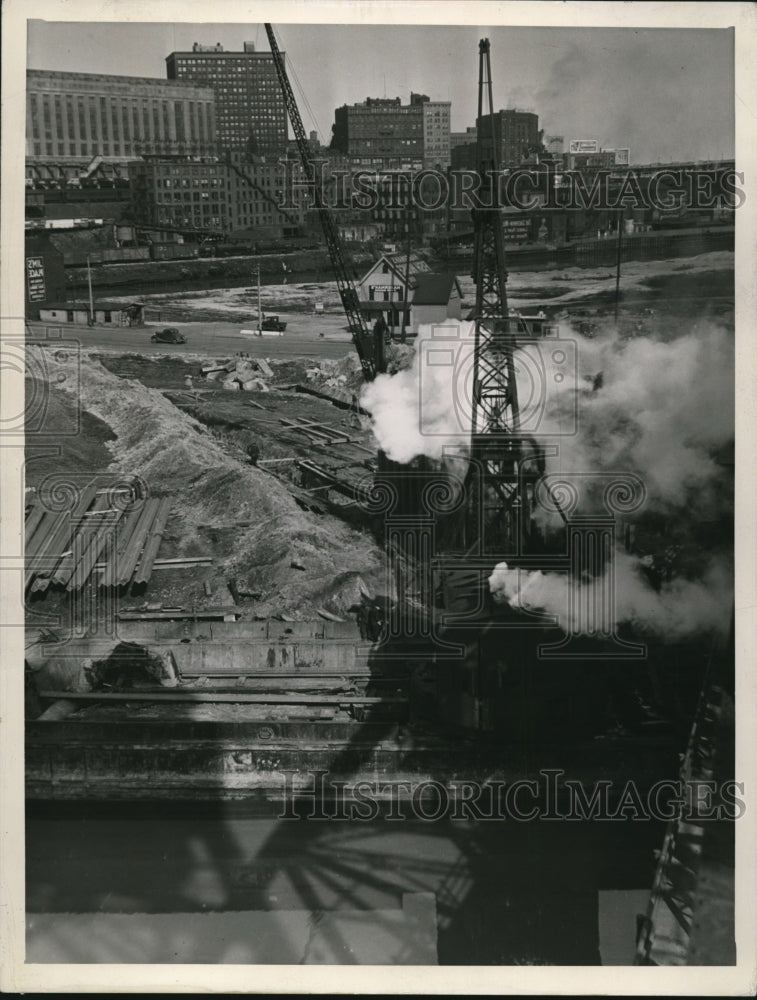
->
[264, 23, 377, 380]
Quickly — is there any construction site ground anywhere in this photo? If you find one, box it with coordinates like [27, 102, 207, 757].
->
[25, 343, 386, 634]
[26, 249, 734, 638]
[23, 250, 737, 968]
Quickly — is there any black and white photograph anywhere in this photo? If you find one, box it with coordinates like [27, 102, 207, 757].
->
[1, 0, 755, 993]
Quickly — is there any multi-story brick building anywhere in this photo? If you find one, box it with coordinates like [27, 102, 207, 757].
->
[331, 95, 427, 170]
[450, 126, 477, 150]
[129, 156, 230, 232]
[166, 42, 287, 155]
[26, 70, 217, 167]
[477, 109, 541, 168]
[224, 153, 308, 237]
[422, 101, 451, 170]
[128, 153, 309, 238]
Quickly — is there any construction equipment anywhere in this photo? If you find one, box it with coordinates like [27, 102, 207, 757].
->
[467, 39, 532, 554]
[264, 23, 377, 381]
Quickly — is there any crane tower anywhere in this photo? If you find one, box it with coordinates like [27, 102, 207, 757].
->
[467, 38, 531, 555]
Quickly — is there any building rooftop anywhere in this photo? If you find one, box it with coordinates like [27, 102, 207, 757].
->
[412, 273, 460, 305]
[42, 300, 142, 311]
[26, 69, 211, 91]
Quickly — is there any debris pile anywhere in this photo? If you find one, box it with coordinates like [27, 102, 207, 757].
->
[305, 354, 364, 391]
[201, 355, 274, 392]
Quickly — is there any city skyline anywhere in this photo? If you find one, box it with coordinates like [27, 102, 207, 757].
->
[27, 21, 734, 165]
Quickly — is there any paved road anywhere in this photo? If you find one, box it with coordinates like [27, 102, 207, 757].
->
[26, 320, 356, 361]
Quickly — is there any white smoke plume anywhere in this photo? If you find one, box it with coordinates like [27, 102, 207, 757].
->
[361, 313, 734, 641]
[360, 319, 476, 463]
[539, 320, 735, 512]
[489, 550, 733, 641]
[361, 316, 734, 505]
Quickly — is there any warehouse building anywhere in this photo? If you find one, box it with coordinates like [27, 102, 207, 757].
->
[38, 300, 144, 327]
[129, 153, 309, 238]
[26, 70, 217, 173]
[129, 156, 230, 233]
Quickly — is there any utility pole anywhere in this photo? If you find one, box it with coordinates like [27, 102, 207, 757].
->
[614, 207, 624, 326]
[86, 255, 94, 325]
[254, 265, 262, 335]
[400, 211, 412, 343]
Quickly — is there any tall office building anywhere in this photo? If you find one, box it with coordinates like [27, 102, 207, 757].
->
[166, 42, 287, 155]
[477, 109, 541, 167]
[26, 70, 217, 162]
[422, 100, 451, 170]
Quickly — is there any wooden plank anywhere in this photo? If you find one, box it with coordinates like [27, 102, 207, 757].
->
[284, 418, 355, 445]
[279, 418, 336, 444]
[115, 498, 161, 586]
[117, 606, 240, 621]
[149, 556, 212, 567]
[132, 497, 172, 585]
[38, 690, 407, 705]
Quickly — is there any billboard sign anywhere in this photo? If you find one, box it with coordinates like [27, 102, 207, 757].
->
[614, 148, 631, 165]
[26, 256, 46, 302]
[569, 139, 599, 154]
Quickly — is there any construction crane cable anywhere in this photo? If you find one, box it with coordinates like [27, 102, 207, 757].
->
[271, 26, 323, 140]
[264, 22, 376, 381]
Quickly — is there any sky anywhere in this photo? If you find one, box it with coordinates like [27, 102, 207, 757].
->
[26, 20, 735, 164]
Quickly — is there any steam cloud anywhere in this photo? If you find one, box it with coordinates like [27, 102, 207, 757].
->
[537, 322, 734, 513]
[360, 314, 734, 640]
[360, 319, 476, 464]
[488, 551, 733, 640]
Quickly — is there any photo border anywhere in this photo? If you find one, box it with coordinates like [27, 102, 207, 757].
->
[2, 0, 755, 993]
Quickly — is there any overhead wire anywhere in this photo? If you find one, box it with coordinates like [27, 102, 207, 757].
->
[272, 25, 323, 143]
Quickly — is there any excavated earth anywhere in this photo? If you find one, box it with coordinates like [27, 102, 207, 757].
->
[25, 344, 389, 624]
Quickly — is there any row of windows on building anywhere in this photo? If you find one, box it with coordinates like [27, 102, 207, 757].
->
[151, 206, 281, 228]
[28, 93, 214, 157]
[173, 59, 280, 72]
[30, 141, 216, 158]
[153, 177, 226, 188]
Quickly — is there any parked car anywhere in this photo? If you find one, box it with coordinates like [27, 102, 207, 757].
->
[261, 315, 287, 333]
[150, 327, 186, 344]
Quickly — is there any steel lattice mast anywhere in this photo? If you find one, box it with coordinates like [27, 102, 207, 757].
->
[468, 39, 526, 553]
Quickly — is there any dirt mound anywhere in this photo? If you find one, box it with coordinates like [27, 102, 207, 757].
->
[24, 378, 116, 491]
[31, 346, 387, 615]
